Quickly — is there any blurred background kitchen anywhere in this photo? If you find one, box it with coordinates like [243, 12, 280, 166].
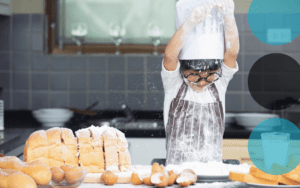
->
[0, 0, 300, 165]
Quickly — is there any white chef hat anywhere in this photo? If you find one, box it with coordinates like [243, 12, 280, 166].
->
[175, 0, 225, 60]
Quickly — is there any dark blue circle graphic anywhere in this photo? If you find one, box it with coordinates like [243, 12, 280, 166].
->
[248, 118, 300, 175]
[248, 0, 300, 45]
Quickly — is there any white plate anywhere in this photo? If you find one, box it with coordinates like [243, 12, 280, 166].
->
[197, 175, 230, 183]
[245, 183, 300, 188]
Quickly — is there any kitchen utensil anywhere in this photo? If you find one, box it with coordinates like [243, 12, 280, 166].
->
[68, 108, 97, 116]
[225, 113, 236, 124]
[68, 101, 99, 116]
[32, 108, 74, 127]
[235, 113, 279, 130]
[244, 183, 300, 188]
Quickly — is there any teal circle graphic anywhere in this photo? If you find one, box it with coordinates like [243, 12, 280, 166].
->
[248, 0, 300, 45]
[248, 118, 300, 175]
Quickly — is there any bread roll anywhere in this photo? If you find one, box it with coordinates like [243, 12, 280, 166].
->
[143, 176, 153, 186]
[23, 130, 50, 166]
[61, 128, 79, 166]
[24, 125, 132, 173]
[168, 170, 178, 186]
[0, 156, 51, 185]
[151, 172, 169, 187]
[101, 170, 118, 185]
[64, 166, 85, 184]
[88, 126, 105, 172]
[115, 129, 131, 172]
[0, 169, 37, 188]
[103, 128, 119, 172]
[46, 128, 64, 167]
[61, 164, 87, 184]
[50, 167, 64, 183]
[131, 173, 143, 185]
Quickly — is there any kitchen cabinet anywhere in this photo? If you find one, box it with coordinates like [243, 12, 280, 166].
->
[222, 139, 300, 166]
[127, 138, 166, 165]
[222, 139, 253, 165]
[0, 0, 11, 16]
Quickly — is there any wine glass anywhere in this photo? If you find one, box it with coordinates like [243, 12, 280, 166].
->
[147, 22, 164, 56]
[109, 22, 126, 55]
[71, 22, 88, 55]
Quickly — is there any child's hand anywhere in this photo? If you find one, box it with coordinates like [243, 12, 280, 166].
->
[214, 0, 235, 18]
[187, 3, 214, 27]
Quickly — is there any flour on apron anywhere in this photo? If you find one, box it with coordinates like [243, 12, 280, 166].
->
[166, 82, 224, 165]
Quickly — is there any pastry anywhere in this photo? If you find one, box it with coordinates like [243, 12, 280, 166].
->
[151, 172, 169, 187]
[131, 172, 143, 185]
[0, 156, 51, 185]
[115, 129, 131, 172]
[64, 165, 86, 184]
[46, 128, 64, 167]
[76, 128, 100, 173]
[152, 162, 164, 174]
[168, 170, 178, 186]
[176, 169, 197, 187]
[101, 170, 118, 185]
[61, 128, 79, 167]
[249, 166, 279, 181]
[88, 126, 105, 173]
[0, 169, 37, 188]
[50, 167, 64, 183]
[24, 125, 131, 173]
[24, 128, 78, 168]
[102, 128, 119, 172]
[23, 130, 50, 166]
[143, 176, 153, 186]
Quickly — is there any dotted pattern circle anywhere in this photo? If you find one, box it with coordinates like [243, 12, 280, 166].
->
[248, 53, 300, 110]
[248, 0, 300, 45]
[248, 118, 300, 175]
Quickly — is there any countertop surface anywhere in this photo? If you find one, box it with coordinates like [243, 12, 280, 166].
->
[72, 182, 247, 187]
[37, 182, 248, 188]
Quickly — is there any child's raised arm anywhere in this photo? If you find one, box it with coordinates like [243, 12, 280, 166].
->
[214, 0, 240, 68]
[163, 4, 214, 71]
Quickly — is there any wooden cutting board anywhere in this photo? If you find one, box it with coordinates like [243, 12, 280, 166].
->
[37, 173, 132, 188]
[83, 172, 132, 184]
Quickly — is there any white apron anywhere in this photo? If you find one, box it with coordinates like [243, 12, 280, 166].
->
[166, 82, 224, 165]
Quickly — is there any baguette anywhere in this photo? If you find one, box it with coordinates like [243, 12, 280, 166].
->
[0, 169, 37, 188]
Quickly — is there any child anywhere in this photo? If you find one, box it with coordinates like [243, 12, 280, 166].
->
[162, 0, 239, 165]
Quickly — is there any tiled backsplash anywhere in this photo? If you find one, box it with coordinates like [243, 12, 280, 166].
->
[0, 14, 300, 111]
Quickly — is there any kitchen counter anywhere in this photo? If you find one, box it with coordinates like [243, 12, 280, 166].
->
[73, 182, 247, 187]
[38, 181, 248, 188]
